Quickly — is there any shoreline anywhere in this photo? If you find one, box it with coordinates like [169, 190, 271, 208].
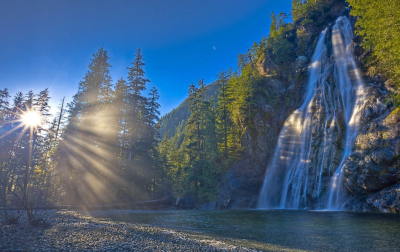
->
[0, 210, 257, 252]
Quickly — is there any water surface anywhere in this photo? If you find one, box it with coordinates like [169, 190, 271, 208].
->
[94, 210, 400, 251]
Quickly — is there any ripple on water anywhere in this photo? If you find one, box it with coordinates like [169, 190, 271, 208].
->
[91, 210, 400, 252]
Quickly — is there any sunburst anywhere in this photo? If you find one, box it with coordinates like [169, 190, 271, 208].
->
[0, 105, 43, 140]
[21, 111, 42, 127]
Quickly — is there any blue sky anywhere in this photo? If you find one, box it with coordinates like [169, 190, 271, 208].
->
[0, 0, 292, 115]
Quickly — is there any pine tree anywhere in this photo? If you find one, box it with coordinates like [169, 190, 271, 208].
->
[31, 89, 52, 207]
[0, 89, 9, 121]
[270, 11, 278, 38]
[45, 97, 67, 205]
[126, 48, 150, 163]
[57, 47, 114, 205]
[114, 78, 129, 169]
[0, 89, 10, 209]
[216, 69, 231, 159]
[347, 0, 400, 104]
[158, 132, 171, 195]
[146, 87, 161, 198]
[186, 82, 201, 161]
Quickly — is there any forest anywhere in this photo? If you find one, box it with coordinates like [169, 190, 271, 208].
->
[1, 0, 399, 223]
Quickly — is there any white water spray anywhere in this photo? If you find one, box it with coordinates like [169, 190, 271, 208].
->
[326, 17, 367, 210]
[257, 16, 366, 210]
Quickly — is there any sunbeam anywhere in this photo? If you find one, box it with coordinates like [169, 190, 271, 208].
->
[21, 111, 41, 127]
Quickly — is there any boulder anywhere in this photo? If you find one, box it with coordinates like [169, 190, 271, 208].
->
[345, 184, 400, 213]
[256, 54, 278, 76]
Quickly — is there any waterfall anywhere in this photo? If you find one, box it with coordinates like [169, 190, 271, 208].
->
[326, 17, 367, 210]
[257, 16, 366, 210]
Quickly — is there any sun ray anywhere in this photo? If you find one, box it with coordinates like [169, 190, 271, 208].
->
[0, 123, 26, 139]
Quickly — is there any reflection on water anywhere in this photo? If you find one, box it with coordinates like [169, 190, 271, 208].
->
[94, 210, 400, 251]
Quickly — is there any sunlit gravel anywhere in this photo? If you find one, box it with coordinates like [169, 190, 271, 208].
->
[0, 210, 257, 251]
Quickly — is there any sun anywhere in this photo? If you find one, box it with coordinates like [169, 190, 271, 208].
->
[21, 111, 42, 127]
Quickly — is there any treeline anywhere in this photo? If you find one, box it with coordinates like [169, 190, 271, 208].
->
[0, 48, 166, 217]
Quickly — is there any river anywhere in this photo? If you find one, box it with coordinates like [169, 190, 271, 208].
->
[92, 209, 400, 251]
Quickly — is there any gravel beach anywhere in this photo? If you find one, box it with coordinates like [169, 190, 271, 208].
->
[0, 210, 257, 252]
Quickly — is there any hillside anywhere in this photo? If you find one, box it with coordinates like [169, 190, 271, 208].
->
[158, 81, 219, 140]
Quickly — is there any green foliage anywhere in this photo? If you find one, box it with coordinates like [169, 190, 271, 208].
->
[296, 27, 309, 56]
[292, 0, 331, 25]
[191, 159, 221, 203]
[158, 82, 219, 140]
[266, 12, 296, 67]
[216, 69, 231, 159]
[347, 0, 400, 105]
[268, 35, 296, 66]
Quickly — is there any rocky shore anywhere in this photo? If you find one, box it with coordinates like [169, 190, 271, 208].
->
[0, 210, 256, 252]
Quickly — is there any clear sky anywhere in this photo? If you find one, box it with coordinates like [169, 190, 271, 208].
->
[0, 0, 292, 116]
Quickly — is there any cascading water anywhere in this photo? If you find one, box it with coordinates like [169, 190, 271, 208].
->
[257, 16, 367, 210]
[257, 28, 330, 209]
[326, 17, 367, 210]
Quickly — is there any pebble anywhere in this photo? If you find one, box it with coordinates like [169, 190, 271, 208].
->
[0, 210, 258, 252]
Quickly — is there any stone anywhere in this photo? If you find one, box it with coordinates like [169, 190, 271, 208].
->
[344, 105, 400, 210]
[256, 54, 279, 76]
[216, 156, 268, 209]
[345, 184, 400, 213]
[295, 56, 308, 71]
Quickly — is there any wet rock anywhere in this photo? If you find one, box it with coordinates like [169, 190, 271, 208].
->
[295, 56, 308, 71]
[345, 184, 400, 213]
[262, 104, 274, 113]
[216, 156, 268, 209]
[344, 105, 400, 211]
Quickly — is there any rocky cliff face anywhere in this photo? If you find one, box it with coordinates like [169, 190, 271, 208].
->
[216, 11, 400, 212]
[343, 93, 400, 212]
[340, 24, 400, 213]
[215, 78, 293, 209]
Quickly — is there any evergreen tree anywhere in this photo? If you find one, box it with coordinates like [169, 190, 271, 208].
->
[126, 48, 150, 164]
[216, 69, 231, 159]
[347, 0, 400, 104]
[114, 78, 129, 169]
[270, 11, 278, 38]
[57, 47, 115, 205]
[185, 82, 202, 161]
[123, 49, 149, 200]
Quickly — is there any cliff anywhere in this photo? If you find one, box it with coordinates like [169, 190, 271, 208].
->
[216, 5, 400, 212]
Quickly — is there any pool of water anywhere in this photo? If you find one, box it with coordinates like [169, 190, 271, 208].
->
[94, 210, 400, 251]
